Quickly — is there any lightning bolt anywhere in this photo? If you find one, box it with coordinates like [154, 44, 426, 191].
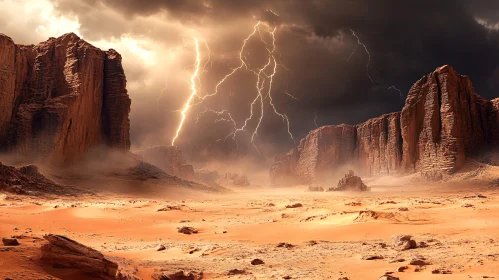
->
[349, 29, 374, 83]
[173, 21, 294, 153]
[388, 86, 404, 100]
[171, 37, 201, 146]
[314, 110, 318, 128]
[348, 29, 405, 102]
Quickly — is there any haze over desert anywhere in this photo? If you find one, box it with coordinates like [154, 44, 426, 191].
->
[2, 0, 499, 279]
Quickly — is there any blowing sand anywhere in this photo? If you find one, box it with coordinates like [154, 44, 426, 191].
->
[1, 180, 499, 279]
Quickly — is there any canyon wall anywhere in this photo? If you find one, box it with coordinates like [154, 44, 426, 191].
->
[0, 33, 130, 163]
[270, 65, 499, 185]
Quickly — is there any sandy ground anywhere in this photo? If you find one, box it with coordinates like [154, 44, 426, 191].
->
[1, 177, 499, 279]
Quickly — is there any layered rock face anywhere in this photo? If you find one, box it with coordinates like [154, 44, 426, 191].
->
[0, 33, 130, 163]
[134, 146, 196, 179]
[270, 125, 355, 184]
[270, 66, 499, 185]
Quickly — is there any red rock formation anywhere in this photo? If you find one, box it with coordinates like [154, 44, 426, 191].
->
[270, 124, 355, 184]
[400, 65, 489, 179]
[134, 145, 195, 179]
[355, 112, 402, 175]
[0, 33, 130, 163]
[270, 65, 499, 185]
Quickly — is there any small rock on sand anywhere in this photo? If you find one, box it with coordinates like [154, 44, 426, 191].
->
[398, 207, 409, 211]
[285, 203, 303, 208]
[391, 234, 417, 251]
[2, 238, 19, 246]
[157, 205, 181, 211]
[178, 227, 198, 235]
[362, 255, 384, 260]
[379, 276, 399, 280]
[409, 256, 431, 266]
[251, 259, 265, 265]
[277, 242, 295, 249]
[432, 268, 452, 274]
[157, 245, 166, 251]
[397, 266, 408, 272]
[227, 269, 246, 275]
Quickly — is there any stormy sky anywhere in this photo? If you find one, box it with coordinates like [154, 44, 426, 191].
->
[1, 0, 499, 161]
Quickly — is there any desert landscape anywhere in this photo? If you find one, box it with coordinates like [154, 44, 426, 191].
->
[2, 165, 499, 279]
[2, 1, 499, 279]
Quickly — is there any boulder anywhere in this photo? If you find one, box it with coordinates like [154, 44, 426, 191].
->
[391, 234, 417, 251]
[2, 238, 19, 246]
[40, 234, 118, 279]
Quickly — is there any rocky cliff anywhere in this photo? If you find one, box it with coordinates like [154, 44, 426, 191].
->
[270, 65, 499, 185]
[0, 33, 130, 163]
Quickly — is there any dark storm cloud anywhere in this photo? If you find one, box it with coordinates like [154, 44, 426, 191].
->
[48, 0, 499, 159]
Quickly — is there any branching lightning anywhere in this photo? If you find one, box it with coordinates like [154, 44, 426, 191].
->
[349, 29, 374, 84]
[171, 38, 201, 146]
[348, 29, 405, 101]
[171, 21, 295, 153]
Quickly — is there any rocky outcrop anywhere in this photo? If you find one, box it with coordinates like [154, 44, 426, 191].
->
[270, 124, 355, 184]
[0, 33, 130, 163]
[0, 162, 89, 196]
[41, 234, 139, 280]
[134, 146, 195, 179]
[41, 234, 118, 278]
[270, 66, 499, 185]
[329, 170, 369, 191]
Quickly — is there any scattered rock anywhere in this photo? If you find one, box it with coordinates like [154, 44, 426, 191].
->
[306, 240, 318, 246]
[227, 269, 246, 275]
[397, 266, 408, 272]
[40, 234, 118, 278]
[389, 258, 406, 263]
[409, 256, 431, 266]
[178, 227, 198, 235]
[2, 238, 19, 246]
[432, 268, 452, 274]
[188, 248, 201, 254]
[345, 202, 362, 206]
[461, 203, 474, 208]
[251, 259, 265, 265]
[418, 241, 428, 248]
[157, 205, 181, 211]
[398, 207, 409, 211]
[391, 234, 417, 251]
[153, 271, 203, 280]
[157, 245, 166, 251]
[277, 242, 295, 249]
[378, 276, 399, 280]
[285, 203, 303, 208]
[362, 255, 384, 260]
[379, 200, 397, 205]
